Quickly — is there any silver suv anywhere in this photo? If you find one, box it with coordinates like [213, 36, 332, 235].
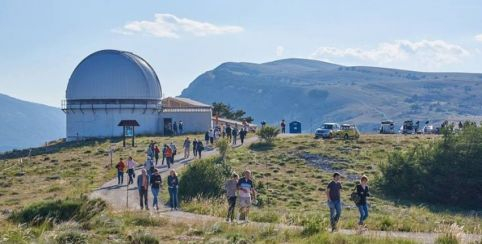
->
[315, 123, 340, 139]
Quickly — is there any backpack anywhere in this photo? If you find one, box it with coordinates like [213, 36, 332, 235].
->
[350, 186, 361, 205]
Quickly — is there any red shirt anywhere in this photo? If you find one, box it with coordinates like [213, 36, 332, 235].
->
[116, 161, 125, 172]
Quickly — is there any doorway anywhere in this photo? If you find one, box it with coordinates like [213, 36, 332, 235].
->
[163, 118, 173, 136]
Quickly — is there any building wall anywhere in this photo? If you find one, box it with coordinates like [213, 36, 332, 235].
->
[160, 111, 212, 135]
[66, 108, 160, 141]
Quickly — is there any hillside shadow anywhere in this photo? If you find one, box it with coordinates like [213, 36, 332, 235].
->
[249, 142, 275, 152]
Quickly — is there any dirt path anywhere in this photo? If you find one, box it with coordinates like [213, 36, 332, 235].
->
[91, 134, 481, 244]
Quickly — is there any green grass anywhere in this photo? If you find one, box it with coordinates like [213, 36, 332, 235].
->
[1, 133, 480, 243]
[181, 134, 482, 234]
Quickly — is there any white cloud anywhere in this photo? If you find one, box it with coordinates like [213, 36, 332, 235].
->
[310, 40, 470, 70]
[276, 45, 285, 57]
[114, 13, 244, 38]
[475, 34, 482, 42]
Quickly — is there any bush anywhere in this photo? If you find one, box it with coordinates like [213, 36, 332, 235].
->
[179, 157, 232, 200]
[129, 232, 159, 244]
[378, 123, 482, 208]
[56, 230, 88, 244]
[256, 126, 280, 144]
[216, 138, 230, 161]
[9, 197, 106, 225]
[301, 215, 328, 236]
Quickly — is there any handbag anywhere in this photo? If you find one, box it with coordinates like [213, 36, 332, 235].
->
[350, 186, 361, 205]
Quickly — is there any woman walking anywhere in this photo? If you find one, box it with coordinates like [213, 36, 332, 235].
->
[183, 137, 191, 159]
[126, 156, 137, 185]
[165, 145, 173, 169]
[115, 158, 125, 185]
[150, 169, 162, 210]
[224, 172, 239, 222]
[356, 175, 370, 230]
[168, 170, 179, 210]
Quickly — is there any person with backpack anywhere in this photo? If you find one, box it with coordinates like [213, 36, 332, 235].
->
[115, 158, 126, 185]
[239, 128, 247, 145]
[126, 156, 137, 185]
[154, 145, 160, 165]
[183, 137, 191, 159]
[327, 172, 342, 232]
[164, 145, 173, 169]
[224, 172, 239, 223]
[196, 141, 204, 159]
[237, 170, 256, 222]
[192, 139, 198, 157]
[232, 126, 239, 145]
[150, 168, 162, 210]
[168, 169, 179, 210]
[355, 175, 370, 229]
[137, 169, 149, 210]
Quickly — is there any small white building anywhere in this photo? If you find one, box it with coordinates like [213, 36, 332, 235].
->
[62, 49, 212, 141]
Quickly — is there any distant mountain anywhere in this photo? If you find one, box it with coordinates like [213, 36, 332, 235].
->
[0, 94, 65, 152]
[181, 58, 482, 131]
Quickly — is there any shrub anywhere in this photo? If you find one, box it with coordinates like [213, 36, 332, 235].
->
[179, 157, 232, 200]
[301, 215, 328, 236]
[129, 232, 159, 244]
[9, 197, 106, 225]
[56, 230, 88, 244]
[256, 126, 280, 144]
[378, 123, 482, 208]
[216, 138, 230, 161]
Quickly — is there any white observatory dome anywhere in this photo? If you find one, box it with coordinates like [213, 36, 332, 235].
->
[66, 50, 162, 101]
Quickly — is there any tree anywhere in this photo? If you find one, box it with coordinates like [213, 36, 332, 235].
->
[212, 102, 254, 123]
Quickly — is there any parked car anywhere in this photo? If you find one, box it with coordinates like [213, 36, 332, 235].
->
[335, 124, 360, 139]
[400, 120, 415, 134]
[315, 123, 340, 139]
[379, 120, 396, 134]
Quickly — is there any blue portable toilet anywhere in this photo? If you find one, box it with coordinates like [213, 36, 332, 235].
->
[289, 121, 301, 133]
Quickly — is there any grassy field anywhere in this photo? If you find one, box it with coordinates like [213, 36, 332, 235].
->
[0, 133, 480, 243]
[182, 134, 482, 234]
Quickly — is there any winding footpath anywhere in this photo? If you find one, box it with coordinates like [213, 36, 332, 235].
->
[90, 135, 481, 244]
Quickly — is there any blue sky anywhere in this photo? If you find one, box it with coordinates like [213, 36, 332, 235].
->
[1, 0, 482, 107]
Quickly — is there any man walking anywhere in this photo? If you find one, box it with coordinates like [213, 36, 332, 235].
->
[137, 169, 149, 210]
[150, 169, 162, 210]
[239, 128, 247, 145]
[281, 120, 286, 133]
[327, 172, 343, 232]
[232, 126, 239, 145]
[237, 170, 256, 222]
[226, 125, 232, 141]
[183, 137, 191, 159]
[192, 139, 198, 157]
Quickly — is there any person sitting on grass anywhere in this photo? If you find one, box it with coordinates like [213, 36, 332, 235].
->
[327, 172, 342, 232]
[224, 172, 239, 223]
[237, 170, 256, 223]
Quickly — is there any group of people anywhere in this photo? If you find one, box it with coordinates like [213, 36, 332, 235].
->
[115, 156, 180, 211]
[205, 124, 249, 146]
[223, 170, 257, 223]
[170, 120, 184, 136]
[326, 172, 370, 232]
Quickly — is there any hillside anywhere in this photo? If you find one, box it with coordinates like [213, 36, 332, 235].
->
[0, 93, 65, 152]
[181, 59, 482, 131]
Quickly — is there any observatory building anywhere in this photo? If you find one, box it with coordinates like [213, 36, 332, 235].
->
[62, 50, 212, 141]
